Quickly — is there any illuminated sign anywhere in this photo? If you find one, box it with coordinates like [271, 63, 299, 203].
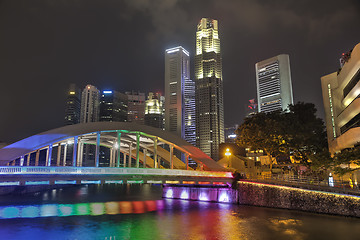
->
[103, 91, 112, 94]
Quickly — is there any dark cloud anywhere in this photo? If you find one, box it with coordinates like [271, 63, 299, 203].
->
[0, 0, 360, 143]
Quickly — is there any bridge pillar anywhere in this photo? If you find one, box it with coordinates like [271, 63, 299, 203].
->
[35, 150, 40, 166]
[128, 142, 132, 168]
[185, 153, 189, 170]
[170, 145, 174, 169]
[47, 144, 53, 167]
[95, 132, 100, 167]
[63, 143, 68, 166]
[143, 148, 147, 168]
[26, 154, 30, 166]
[124, 153, 127, 168]
[77, 140, 83, 167]
[136, 132, 140, 168]
[109, 146, 113, 167]
[72, 136, 78, 167]
[116, 131, 121, 168]
[20, 156, 24, 166]
[154, 137, 158, 168]
[56, 143, 61, 166]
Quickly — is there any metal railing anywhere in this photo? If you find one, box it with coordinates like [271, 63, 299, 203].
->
[0, 166, 233, 178]
[247, 174, 360, 196]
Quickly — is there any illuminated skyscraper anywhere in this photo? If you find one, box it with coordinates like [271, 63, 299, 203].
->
[64, 83, 81, 125]
[144, 92, 164, 129]
[165, 46, 196, 146]
[255, 54, 294, 113]
[195, 18, 224, 160]
[80, 85, 100, 123]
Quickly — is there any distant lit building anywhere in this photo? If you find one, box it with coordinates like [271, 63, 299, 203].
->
[145, 92, 164, 129]
[125, 91, 145, 124]
[80, 85, 100, 123]
[100, 90, 128, 122]
[64, 83, 81, 125]
[195, 18, 225, 160]
[245, 99, 258, 117]
[224, 125, 238, 143]
[165, 46, 196, 146]
[255, 54, 294, 113]
[321, 43, 360, 154]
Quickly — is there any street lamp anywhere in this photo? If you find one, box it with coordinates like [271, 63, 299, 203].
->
[225, 148, 231, 168]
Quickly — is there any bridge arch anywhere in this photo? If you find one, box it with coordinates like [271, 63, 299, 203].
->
[0, 122, 225, 171]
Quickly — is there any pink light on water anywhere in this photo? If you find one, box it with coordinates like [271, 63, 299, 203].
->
[165, 189, 173, 198]
[180, 190, 189, 199]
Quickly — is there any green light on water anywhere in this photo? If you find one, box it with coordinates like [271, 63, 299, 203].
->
[74, 203, 90, 216]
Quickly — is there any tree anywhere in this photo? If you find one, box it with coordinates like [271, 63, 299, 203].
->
[333, 147, 360, 176]
[286, 102, 327, 165]
[236, 110, 288, 170]
[236, 102, 327, 170]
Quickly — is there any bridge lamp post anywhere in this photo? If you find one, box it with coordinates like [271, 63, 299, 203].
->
[225, 148, 231, 168]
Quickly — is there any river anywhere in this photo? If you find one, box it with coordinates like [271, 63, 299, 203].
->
[0, 184, 359, 240]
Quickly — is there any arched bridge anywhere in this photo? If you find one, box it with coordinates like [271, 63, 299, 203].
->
[0, 122, 232, 187]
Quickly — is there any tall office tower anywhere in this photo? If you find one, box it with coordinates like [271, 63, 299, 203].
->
[194, 18, 224, 160]
[125, 91, 145, 124]
[99, 90, 128, 122]
[321, 43, 360, 155]
[144, 92, 164, 129]
[80, 84, 100, 123]
[64, 83, 81, 125]
[255, 54, 294, 113]
[165, 46, 196, 146]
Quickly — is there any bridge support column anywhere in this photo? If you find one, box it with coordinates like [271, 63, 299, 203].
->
[128, 142, 132, 168]
[170, 145, 174, 169]
[116, 131, 121, 168]
[47, 145, 53, 167]
[185, 153, 189, 170]
[77, 140, 83, 167]
[63, 144, 68, 166]
[95, 132, 100, 167]
[109, 147, 113, 167]
[154, 137, 158, 168]
[56, 143, 61, 166]
[35, 150, 40, 166]
[124, 153, 127, 168]
[72, 136, 78, 167]
[20, 156, 24, 166]
[26, 154, 30, 166]
[136, 132, 140, 168]
[143, 148, 147, 168]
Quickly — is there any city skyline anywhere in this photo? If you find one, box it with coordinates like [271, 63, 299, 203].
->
[1, 0, 360, 143]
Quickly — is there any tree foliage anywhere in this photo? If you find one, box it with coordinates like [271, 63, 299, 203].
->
[236, 102, 327, 168]
[332, 147, 360, 175]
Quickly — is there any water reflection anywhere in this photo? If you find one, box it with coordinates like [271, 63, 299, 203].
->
[0, 200, 163, 219]
[0, 185, 360, 240]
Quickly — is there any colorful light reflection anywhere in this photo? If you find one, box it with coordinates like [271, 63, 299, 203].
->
[0, 200, 160, 220]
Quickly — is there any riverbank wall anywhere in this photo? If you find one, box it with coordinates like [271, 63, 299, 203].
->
[163, 181, 360, 217]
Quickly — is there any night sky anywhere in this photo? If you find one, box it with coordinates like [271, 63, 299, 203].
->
[1, 0, 360, 144]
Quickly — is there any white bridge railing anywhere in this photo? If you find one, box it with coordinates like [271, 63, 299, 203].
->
[0, 166, 232, 178]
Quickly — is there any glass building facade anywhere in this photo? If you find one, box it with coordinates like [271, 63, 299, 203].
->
[165, 46, 196, 146]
